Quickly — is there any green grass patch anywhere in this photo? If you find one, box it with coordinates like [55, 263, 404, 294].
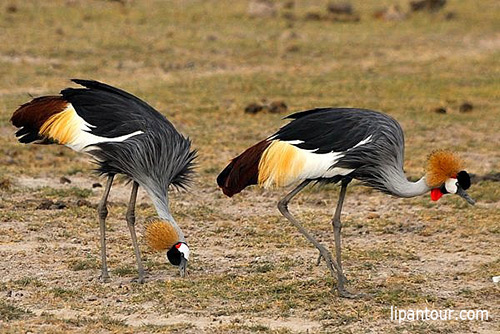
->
[38, 186, 92, 199]
[0, 301, 32, 321]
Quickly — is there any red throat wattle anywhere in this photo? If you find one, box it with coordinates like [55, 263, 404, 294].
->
[431, 188, 443, 201]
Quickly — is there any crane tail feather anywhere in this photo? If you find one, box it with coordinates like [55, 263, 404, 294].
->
[10, 96, 69, 145]
[217, 140, 271, 197]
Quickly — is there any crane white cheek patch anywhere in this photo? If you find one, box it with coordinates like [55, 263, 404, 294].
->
[444, 178, 458, 194]
[178, 243, 190, 261]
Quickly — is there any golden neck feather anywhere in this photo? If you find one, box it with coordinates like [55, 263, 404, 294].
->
[144, 219, 179, 251]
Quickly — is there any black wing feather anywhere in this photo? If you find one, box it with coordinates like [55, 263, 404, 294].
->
[274, 108, 378, 153]
[276, 107, 406, 193]
[63, 79, 196, 190]
[61, 80, 168, 138]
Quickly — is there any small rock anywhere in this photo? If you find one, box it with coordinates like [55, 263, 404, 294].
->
[51, 201, 67, 210]
[304, 12, 323, 21]
[327, 2, 353, 15]
[87, 296, 98, 301]
[444, 11, 456, 20]
[327, 1, 360, 22]
[269, 101, 288, 113]
[410, 0, 446, 12]
[244, 103, 264, 114]
[205, 34, 217, 42]
[37, 199, 54, 210]
[285, 44, 300, 52]
[283, 1, 295, 10]
[60, 176, 71, 184]
[92, 182, 102, 188]
[76, 199, 93, 208]
[459, 102, 473, 113]
[367, 213, 380, 219]
[433, 107, 447, 114]
[6, 4, 17, 13]
[0, 178, 11, 190]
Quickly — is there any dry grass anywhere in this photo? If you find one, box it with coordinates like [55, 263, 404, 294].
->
[0, 0, 499, 333]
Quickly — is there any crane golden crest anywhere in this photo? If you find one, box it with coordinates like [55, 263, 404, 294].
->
[426, 150, 463, 187]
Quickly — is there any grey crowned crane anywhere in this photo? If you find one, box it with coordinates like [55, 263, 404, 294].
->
[11, 79, 196, 283]
[217, 107, 474, 297]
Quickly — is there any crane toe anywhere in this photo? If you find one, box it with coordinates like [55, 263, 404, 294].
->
[98, 273, 111, 283]
[337, 288, 367, 299]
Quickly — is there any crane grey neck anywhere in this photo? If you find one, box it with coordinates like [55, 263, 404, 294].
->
[387, 173, 430, 198]
[141, 183, 185, 242]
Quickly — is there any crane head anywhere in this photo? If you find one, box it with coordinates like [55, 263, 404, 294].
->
[430, 170, 475, 205]
[145, 219, 190, 277]
[426, 150, 474, 205]
[167, 242, 190, 277]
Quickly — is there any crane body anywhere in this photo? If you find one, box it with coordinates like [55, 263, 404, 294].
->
[218, 107, 474, 297]
[11, 79, 196, 282]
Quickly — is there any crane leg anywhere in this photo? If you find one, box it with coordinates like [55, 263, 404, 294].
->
[97, 174, 114, 283]
[331, 178, 351, 288]
[277, 180, 346, 292]
[126, 181, 145, 283]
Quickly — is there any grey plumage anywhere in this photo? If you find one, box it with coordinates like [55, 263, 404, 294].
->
[11, 79, 196, 282]
[275, 108, 407, 195]
[63, 79, 196, 193]
[218, 107, 474, 297]
[91, 127, 196, 196]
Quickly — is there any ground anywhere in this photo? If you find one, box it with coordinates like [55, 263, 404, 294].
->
[0, 0, 499, 333]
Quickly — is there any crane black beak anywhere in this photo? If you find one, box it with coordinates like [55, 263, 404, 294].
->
[179, 256, 188, 278]
[457, 187, 475, 205]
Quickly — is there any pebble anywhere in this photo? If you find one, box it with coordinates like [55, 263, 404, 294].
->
[59, 176, 71, 184]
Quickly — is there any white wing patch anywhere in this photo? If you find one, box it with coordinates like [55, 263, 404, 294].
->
[65, 104, 144, 152]
[349, 135, 372, 150]
[283, 139, 305, 145]
[296, 135, 373, 180]
[259, 135, 374, 187]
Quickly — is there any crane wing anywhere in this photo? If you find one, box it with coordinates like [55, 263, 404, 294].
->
[61, 79, 169, 139]
[12, 79, 176, 152]
[273, 108, 377, 154]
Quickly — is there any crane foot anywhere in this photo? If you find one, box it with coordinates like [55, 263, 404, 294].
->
[337, 287, 366, 299]
[98, 273, 111, 283]
[130, 272, 149, 284]
[131, 276, 145, 284]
